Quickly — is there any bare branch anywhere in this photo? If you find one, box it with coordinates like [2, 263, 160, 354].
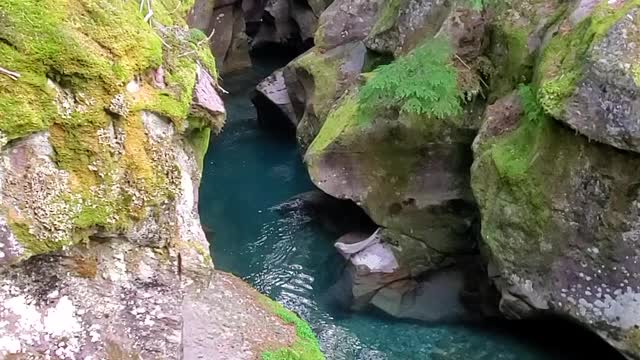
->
[143, 0, 154, 22]
[454, 54, 489, 89]
[178, 50, 197, 58]
[0, 66, 20, 80]
[215, 84, 229, 94]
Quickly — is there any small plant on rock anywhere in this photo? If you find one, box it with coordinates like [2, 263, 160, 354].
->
[357, 38, 462, 122]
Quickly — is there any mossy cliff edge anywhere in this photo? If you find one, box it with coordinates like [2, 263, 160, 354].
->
[256, 0, 640, 357]
[0, 1, 322, 358]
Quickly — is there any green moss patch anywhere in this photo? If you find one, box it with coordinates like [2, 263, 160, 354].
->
[307, 94, 359, 155]
[0, 0, 220, 257]
[369, 0, 408, 36]
[259, 296, 324, 360]
[537, 0, 640, 117]
[0, 0, 167, 140]
[294, 50, 340, 121]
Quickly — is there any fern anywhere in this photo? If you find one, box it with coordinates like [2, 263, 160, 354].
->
[358, 38, 462, 122]
[518, 84, 545, 124]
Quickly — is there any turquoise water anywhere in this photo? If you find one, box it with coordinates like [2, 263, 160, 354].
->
[198, 59, 620, 360]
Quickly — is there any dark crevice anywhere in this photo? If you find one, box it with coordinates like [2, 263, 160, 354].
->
[252, 90, 297, 137]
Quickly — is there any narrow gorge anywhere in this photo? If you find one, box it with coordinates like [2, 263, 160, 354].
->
[0, 0, 640, 359]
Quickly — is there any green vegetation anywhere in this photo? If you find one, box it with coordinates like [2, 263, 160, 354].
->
[0, 0, 218, 258]
[306, 94, 359, 154]
[260, 296, 325, 360]
[0, 0, 162, 139]
[294, 50, 340, 120]
[188, 126, 212, 171]
[537, 0, 640, 117]
[358, 38, 461, 122]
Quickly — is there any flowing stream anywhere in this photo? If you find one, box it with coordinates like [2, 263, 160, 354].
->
[198, 57, 620, 360]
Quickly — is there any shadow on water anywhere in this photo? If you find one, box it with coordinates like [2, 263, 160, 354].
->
[199, 51, 626, 360]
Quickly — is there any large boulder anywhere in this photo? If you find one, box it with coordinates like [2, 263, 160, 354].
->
[305, 91, 480, 251]
[252, 41, 367, 147]
[470, 3, 640, 357]
[286, 42, 368, 147]
[314, 0, 383, 50]
[538, 2, 640, 153]
[244, 0, 329, 50]
[334, 229, 497, 320]
[472, 88, 640, 358]
[254, 0, 385, 146]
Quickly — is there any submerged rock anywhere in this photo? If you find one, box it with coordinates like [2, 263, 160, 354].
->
[333, 229, 497, 320]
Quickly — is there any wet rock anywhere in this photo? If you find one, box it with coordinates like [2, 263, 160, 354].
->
[246, 0, 325, 50]
[335, 229, 497, 320]
[254, 68, 298, 128]
[371, 271, 469, 321]
[285, 41, 368, 147]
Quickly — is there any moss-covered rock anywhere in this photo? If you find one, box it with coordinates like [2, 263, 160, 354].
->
[259, 296, 325, 360]
[314, 0, 383, 50]
[0, 0, 224, 264]
[537, 1, 640, 153]
[472, 88, 640, 357]
[484, 0, 566, 100]
[364, 0, 451, 56]
[306, 85, 480, 254]
[282, 42, 368, 148]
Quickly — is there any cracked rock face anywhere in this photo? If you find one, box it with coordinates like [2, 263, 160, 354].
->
[0, 112, 214, 357]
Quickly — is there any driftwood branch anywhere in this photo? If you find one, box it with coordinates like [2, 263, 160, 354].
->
[0, 66, 20, 80]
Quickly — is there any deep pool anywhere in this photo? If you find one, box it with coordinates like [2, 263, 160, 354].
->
[198, 57, 620, 360]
